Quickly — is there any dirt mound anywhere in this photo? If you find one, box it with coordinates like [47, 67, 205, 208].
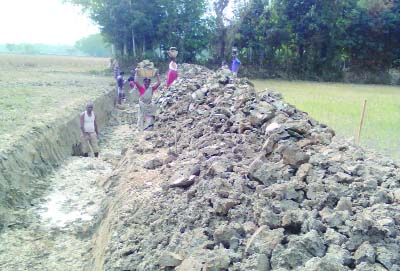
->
[94, 64, 400, 271]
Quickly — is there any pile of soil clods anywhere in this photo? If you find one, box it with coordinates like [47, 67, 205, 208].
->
[100, 64, 400, 271]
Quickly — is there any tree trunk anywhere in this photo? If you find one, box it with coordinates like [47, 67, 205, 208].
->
[132, 30, 136, 58]
[219, 28, 226, 63]
[124, 41, 128, 57]
[111, 44, 115, 56]
[143, 37, 146, 56]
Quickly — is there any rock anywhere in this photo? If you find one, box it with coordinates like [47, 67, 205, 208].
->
[262, 134, 279, 155]
[375, 244, 400, 270]
[299, 257, 348, 271]
[169, 175, 196, 188]
[190, 164, 201, 176]
[176, 257, 203, 271]
[264, 122, 280, 134]
[281, 145, 310, 168]
[201, 145, 221, 157]
[284, 120, 311, 135]
[214, 199, 239, 215]
[143, 158, 163, 169]
[238, 254, 271, 271]
[204, 247, 231, 271]
[334, 172, 354, 184]
[354, 241, 376, 264]
[297, 138, 314, 148]
[393, 188, 400, 203]
[270, 244, 313, 270]
[245, 226, 284, 257]
[354, 262, 387, 271]
[335, 197, 353, 212]
[325, 244, 353, 266]
[295, 163, 312, 182]
[295, 230, 326, 257]
[256, 254, 271, 271]
[213, 224, 239, 248]
[158, 251, 183, 267]
[248, 157, 285, 186]
[324, 228, 348, 246]
[243, 221, 257, 236]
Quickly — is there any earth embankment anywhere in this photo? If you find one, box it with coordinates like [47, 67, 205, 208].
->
[90, 65, 400, 271]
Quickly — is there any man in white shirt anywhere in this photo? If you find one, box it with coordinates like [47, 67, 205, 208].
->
[80, 101, 99, 157]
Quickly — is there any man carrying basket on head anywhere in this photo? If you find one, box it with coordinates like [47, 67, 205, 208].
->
[134, 62, 161, 131]
[166, 47, 178, 87]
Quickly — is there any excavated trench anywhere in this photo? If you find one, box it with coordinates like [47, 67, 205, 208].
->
[0, 90, 115, 228]
[0, 88, 138, 270]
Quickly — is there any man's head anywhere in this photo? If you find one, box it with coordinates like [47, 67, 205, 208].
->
[232, 52, 237, 58]
[119, 71, 125, 76]
[86, 101, 94, 113]
[143, 78, 151, 88]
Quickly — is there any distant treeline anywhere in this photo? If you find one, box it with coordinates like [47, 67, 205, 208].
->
[66, 0, 400, 83]
[1, 34, 111, 58]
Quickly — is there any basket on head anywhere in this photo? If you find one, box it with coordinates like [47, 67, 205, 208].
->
[138, 69, 157, 78]
[137, 60, 157, 78]
[168, 47, 178, 58]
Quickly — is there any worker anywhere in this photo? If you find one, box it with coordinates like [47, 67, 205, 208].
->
[80, 101, 99, 157]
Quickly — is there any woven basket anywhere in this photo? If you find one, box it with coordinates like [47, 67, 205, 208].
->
[138, 68, 156, 78]
[168, 47, 178, 58]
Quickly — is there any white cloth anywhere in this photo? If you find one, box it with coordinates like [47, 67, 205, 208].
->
[83, 111, 95, 133]
[169, 61, 178, 71]
[138, 87, 156, 130]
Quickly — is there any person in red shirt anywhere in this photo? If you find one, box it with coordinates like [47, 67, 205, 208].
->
[134, 70, 161, 131]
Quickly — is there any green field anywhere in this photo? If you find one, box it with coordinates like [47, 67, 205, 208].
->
[252, 79, 400, 159]
[0, 54, 111, 149]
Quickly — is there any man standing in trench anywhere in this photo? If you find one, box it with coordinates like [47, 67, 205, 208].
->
[80, 101, 99, 157]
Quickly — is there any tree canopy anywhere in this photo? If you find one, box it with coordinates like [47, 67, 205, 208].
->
[75, 33, 111, 57]
[65, 0, 400, 81]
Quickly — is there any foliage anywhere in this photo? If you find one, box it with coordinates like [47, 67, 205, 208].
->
[75, 34, 111, 57]
[65, 0, 212, 63]
[64, 0, 400, 81]
[1, 43, 82, 56]
[232, 0, 400, 80]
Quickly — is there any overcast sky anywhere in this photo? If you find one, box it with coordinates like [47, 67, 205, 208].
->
[0, 0, 99, 45]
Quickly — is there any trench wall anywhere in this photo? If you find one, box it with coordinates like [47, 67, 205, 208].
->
[0, 89, 115, 228]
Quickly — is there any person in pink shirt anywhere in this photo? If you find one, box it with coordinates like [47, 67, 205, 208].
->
[134, 70, 161, 131]
[166, 47, 178, 87]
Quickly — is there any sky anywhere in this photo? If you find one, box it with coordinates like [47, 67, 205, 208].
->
[0, 0, 99, 45]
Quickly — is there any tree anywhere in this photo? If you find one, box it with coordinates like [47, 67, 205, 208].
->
[213, 0, 230, 62]
[6, 44, 17, 52]
[65, 0, 211, 62]
[75, 33, 111, 57]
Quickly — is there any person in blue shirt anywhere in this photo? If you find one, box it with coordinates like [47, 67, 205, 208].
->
[231, 52, 241, 77]
[116, 71, 125, 105]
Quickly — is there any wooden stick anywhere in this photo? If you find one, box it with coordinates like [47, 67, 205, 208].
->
[174, 130, 178, 154]
[357, 99, 367, 144]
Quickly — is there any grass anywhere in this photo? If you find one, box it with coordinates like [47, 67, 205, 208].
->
[0, 54, 112, 149]
[252, 79, 400, 160]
